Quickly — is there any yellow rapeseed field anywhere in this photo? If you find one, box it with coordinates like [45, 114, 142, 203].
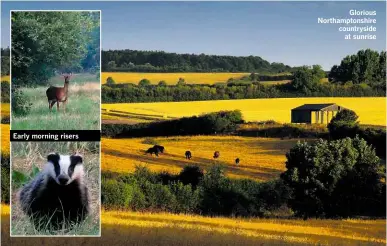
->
[1, 204, 385, 245]
[1, 75, 10, 82]
[1, 124, 10, 154]
[102, 72, 249, 85]
[102, 97, 386, 126]
[102, 136, 303, 181]
[1, 103, 10, 117]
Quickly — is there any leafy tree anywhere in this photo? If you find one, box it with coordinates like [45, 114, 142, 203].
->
[291, 65, 325, 93]
[281, 136, 384, 218]
[177, 78, 186, 86]
[328, 109, 359, 139]
[139, 79, 151, 87]
[106, 76, 115, 85]
[158, 80, 167, 86]
[329, 49, 385, 85]
[11, 11, 99, 86]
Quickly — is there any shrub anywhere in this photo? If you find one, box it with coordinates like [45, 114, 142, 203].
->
[169, 182, 200, 213]
[106, 76, 115, 85]
[11, 87, 32, 116]
[139, 79, 151, 87]
[142, 181, 177, 211]
[1, 154, 10, 204]
[158, 80, 167, 86]
[281, 136, 384, 218]
[178, 165, 204, 188]
[101, 179, 133, 208]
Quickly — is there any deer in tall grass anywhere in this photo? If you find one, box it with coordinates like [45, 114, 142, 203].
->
[46, 73, 72, 112]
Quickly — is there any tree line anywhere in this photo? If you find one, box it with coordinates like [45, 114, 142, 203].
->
[102, 49, 295, 73]
[102, 79, 384, 103]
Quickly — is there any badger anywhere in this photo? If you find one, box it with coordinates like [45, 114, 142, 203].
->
[18, 153, 89, 231]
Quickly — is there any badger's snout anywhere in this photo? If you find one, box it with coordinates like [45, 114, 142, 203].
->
[57, 175, 70, 185]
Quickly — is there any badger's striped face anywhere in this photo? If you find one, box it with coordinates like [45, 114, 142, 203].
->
[46, 153, 84, 185]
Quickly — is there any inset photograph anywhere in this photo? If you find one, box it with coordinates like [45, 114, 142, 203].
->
[11, 11, 101, 130]
[10, 142, 100, 236]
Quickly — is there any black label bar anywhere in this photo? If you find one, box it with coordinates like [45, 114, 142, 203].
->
[10, 130, 101, 142]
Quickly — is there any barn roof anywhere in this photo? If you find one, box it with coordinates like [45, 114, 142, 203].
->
[292, 103, 337, 111]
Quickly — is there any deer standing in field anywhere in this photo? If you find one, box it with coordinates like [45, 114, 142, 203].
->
[46, 73, 72, 112]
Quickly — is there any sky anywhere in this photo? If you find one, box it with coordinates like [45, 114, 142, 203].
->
[1, 1, 386, 70]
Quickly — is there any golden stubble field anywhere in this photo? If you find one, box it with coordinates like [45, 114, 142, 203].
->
[102, 136, 304, 181]
[102, 97, 386, 126]
[102, 72, 249, 85]
[1, 204, 386, 246]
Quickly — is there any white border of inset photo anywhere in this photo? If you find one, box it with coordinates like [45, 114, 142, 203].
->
[9, 9, 101, 238]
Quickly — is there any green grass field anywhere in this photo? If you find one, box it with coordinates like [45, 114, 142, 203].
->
[12, 74, 100, 130]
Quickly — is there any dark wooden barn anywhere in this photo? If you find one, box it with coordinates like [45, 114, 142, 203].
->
[291, 103, 343, 124]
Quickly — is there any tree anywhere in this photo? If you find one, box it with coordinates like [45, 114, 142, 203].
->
[106, 77, 115, 85]
[177, 78, 186, 86]
[291, 65, 324, 93]
[329, 49, 384, 85]
[139, 79, 151, 87]
[328, 109, 359, 139]
[158, 80, 167, 86]
[281, 136, 384, 218]
[11, 12, 100, 86]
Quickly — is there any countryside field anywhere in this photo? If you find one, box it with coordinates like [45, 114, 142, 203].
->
[1, 204, 386, 245]
[1, 103, 10, 117]
[102, 97, 386, 126]
[102, 136, 304, 181]
[1, 124, 10, 153]
[12, 74, 100, 130]
[1, 75, 10, 82]
[102, 72, 249, 85]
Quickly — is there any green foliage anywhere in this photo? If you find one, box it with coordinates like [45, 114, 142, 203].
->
[138, 79, 151, 87]
[291, 65, 325, 93]
[106, 76, 115, 85]
[177, 78, 186, 86]
[1, 48, 10, 76]
[169, 182, 200, 213]
[102, 50, 294, 73]
[329, 49, 386, 85]
[102, 79, 384, 104]
[281, 136, 384, 218]
[12, 164, 41, 189]
[1, 154, 10, 204]
[101, 179, 133, 208]
[11, 87, 32, 116]
[1, 81, 10, 103]
[328, 109, 359, 139]
[102, 110, 244, 138]
[12, 11, 100, 86]
[158, 80, 167, 86]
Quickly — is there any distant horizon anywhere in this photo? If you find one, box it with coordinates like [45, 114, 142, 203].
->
[1, 1, 386, 70]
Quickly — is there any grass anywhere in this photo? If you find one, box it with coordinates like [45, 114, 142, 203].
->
[10, 142, 100, 236]
[102, 72, 249, 85]
[2, 204, 386, 245]
[102, 136, 304, 181]
[102, 97, 386, 126]
[12, 74, 100, 130]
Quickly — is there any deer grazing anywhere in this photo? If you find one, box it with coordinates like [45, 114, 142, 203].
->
[46, 73, 72, 112]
